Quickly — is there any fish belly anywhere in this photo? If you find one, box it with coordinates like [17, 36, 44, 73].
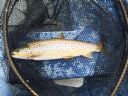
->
[32, 48, 84, 60]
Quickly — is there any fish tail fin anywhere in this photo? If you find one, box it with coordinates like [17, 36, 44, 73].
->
[97, 36, 106, 52]
[96, 36, 112, 56]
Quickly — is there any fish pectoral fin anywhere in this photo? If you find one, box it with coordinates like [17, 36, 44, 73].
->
[83, 53, 93, 58]
[30, 54, 40, 58]
[30, 54, 42, 60]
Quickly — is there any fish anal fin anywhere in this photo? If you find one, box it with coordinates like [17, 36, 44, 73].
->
[83, 53, 93, 59]
[32, 57, 42, 60]
[63, 56, 73, 60]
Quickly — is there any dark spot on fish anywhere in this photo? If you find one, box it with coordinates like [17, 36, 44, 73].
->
[15, 50, 19, 52]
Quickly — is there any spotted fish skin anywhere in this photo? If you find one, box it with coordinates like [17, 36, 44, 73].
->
[11, 39, 103, 60]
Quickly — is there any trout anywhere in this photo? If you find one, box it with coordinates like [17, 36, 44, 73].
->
[11, 35, 104, 60]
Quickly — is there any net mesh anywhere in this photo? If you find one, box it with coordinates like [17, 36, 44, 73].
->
[1, 0, 127, 96]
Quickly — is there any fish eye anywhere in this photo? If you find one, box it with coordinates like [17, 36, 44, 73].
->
[15, 49, 20, 52]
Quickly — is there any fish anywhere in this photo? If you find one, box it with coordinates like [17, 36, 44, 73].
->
[11, 34, 104, 60]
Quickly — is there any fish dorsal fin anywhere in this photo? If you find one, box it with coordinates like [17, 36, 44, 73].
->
[55, 33, 65, 39]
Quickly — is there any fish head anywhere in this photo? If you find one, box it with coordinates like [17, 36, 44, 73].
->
[11, 45, 33, 59]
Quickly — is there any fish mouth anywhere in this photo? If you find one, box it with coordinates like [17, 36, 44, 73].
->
[11, 53, 16, 58]
[11, 53, 24, 59]
[11, 52, 18, 58]
[11, 52, 29, 59]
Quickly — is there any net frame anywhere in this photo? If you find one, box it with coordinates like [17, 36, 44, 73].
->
[1, 0, 128, 96]
[2, 0, 38, 95]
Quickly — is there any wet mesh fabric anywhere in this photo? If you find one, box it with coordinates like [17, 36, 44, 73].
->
[0, 0, 127, 96]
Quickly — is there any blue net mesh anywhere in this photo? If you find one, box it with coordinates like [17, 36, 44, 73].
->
[0, 0, 127, 96]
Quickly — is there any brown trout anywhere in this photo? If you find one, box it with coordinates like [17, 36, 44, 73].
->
[11, 35, 104, 60]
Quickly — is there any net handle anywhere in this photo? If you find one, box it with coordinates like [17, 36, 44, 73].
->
[2, 0, 38, 96]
